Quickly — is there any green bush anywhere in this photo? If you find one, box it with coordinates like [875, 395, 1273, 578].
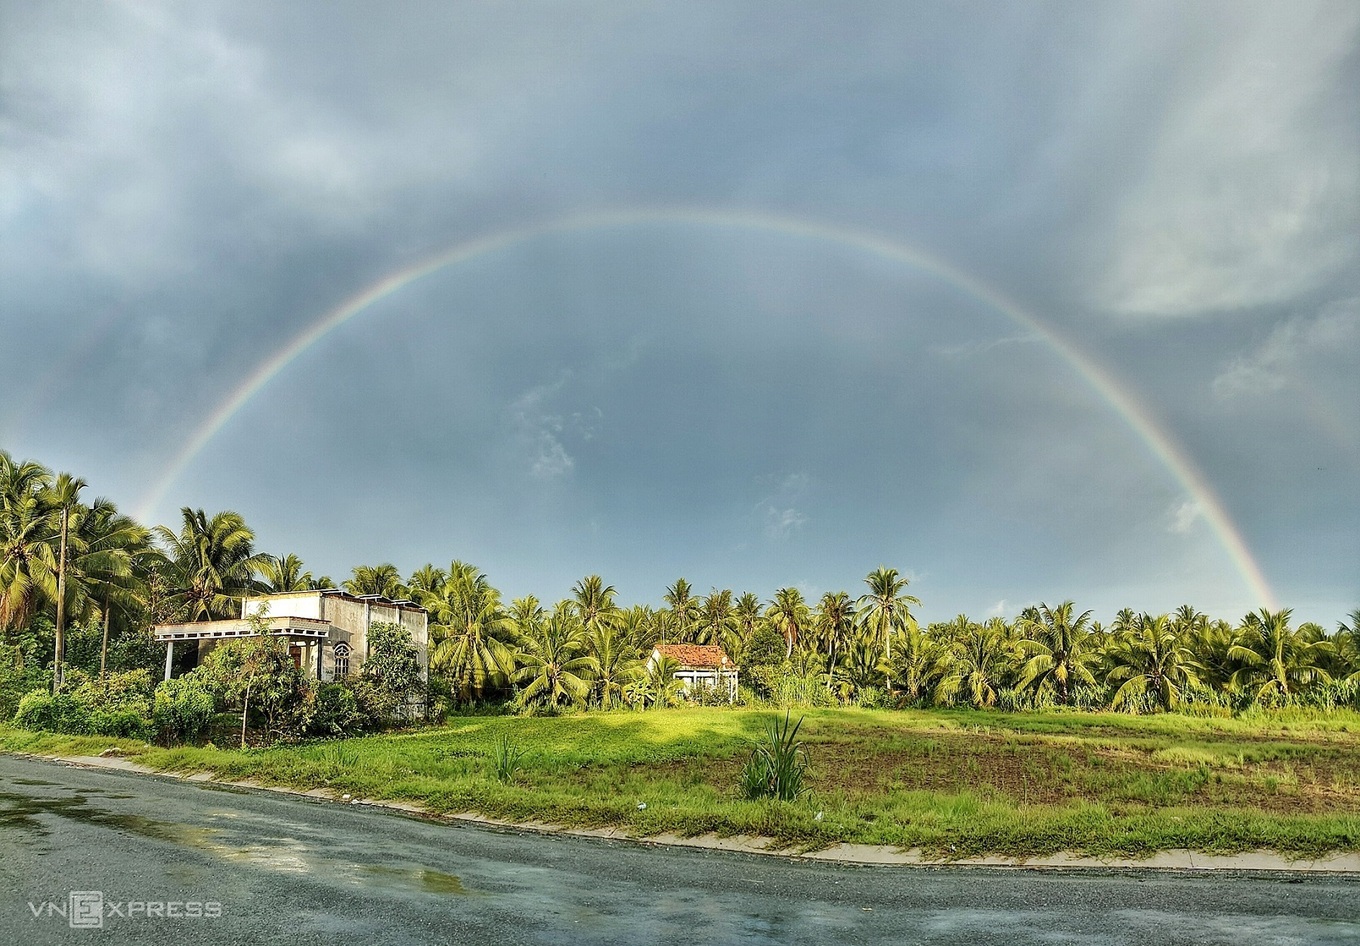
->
[0, 645, 46, 720]
[88, 707, 153, 740]
[14, 690, 91, 734]
[153, 676, 217, 744]
[308, 682, 369, 738]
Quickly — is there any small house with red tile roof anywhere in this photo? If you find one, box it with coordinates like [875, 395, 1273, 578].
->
[647, 644, 739, 702]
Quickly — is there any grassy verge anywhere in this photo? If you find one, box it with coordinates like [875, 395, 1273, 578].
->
[5, 706, 1360, 859]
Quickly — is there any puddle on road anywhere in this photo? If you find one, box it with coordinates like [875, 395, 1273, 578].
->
[1, 786, 473, 898]
[361, 865, 466, 895]
[0, 790, 216, 846]
[9, 778, 59, 786]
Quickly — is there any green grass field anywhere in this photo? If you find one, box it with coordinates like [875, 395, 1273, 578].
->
[5, 707, 1360, 858]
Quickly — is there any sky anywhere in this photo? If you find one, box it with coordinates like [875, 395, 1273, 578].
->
[1, 1, 1357, 627]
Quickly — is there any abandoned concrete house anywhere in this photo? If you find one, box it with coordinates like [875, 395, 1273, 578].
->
[153, 589, 429, 683]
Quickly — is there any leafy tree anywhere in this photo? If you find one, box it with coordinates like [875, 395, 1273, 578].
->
[360, 621, 426, 719]
[195, 631, 310, 746]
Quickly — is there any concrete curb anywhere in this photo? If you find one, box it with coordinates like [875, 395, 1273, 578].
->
[28, 752, 1360, 875]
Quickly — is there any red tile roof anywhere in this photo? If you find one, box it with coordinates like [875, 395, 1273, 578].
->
[653, 644, 735, 669]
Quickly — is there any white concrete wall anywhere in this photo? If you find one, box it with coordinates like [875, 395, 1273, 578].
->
[244, 592, 323, 621]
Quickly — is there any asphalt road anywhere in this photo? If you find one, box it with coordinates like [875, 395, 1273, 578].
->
[1, 754, 1357, 946]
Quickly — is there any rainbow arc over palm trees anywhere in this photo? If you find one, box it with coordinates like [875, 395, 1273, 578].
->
[135, 206, 1278, 609]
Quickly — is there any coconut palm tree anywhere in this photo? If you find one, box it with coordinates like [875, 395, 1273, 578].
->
[888, 622, 953, 706]
[734, 591, 762, 637]
[154, 508, 269, 622]
[696, 588, 738, 647]
[856, 567, 920, 687]
[428, 565, 515, 704]
[588, 624, 640, 709]
[1228, 608, 1332, 705]
[662, 578, 699, 642]
[406, 563, 448, 604]
[44, 473, 88, 690]
[571, 574, 619, 637]
[766, 587, 810, 660]
[0, 453, 57, 634]
[616, 604, 659, 653]
[1016, 601, 1097, 706]
[936, 615, 1014, 708]
[814, 591, 856, 679]
[507, 594, 546, 641]
[513, 608, 599, 710]
[641, 652, 685, 708]
[68, 498, 151, 682]
[260, 553, 316, 593]
[1336, 609, 1360, 683]
[1106, 613, 1202, 712]
[835, 631, 888, 698]
[343, 563, 406, 599]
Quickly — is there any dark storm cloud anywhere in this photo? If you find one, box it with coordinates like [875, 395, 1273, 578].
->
[2, 0, 1356, 623]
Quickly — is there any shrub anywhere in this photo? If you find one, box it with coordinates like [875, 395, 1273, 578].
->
[153, 676, 217, 744]
[0, 645, 46, 720]
[308, 682, 369, 738]
[88, 707, 153, 740]
[15, 690, 91, 734]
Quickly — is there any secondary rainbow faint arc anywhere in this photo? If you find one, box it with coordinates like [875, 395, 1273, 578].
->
[137, 206, 1278, 609]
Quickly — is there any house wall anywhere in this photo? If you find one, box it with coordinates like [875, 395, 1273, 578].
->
[318, 595, 429, 682]
[244, 592, 323, 621]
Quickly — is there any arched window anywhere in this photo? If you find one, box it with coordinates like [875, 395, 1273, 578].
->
[333, 641, 351, 680]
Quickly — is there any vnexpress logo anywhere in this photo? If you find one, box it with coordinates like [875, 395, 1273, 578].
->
[27, 891, 223, 928]
[69, 891, 104, 930]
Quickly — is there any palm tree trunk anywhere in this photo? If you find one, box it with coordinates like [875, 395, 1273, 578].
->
[52, 506, 69, 694]
[99, 596, 111, 685]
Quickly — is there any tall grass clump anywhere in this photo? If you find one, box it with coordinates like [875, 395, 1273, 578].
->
[739, 711, 810, 801]
[490, 733, 526, 784]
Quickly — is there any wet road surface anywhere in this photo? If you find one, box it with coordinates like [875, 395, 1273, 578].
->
[1, 754, 1357, 945]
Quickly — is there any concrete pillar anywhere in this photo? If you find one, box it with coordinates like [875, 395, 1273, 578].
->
[163, 641, 174, 681]
[315, 640, 323, 681]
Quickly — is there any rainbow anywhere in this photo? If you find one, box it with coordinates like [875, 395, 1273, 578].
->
[135, 206, 1277, 608]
